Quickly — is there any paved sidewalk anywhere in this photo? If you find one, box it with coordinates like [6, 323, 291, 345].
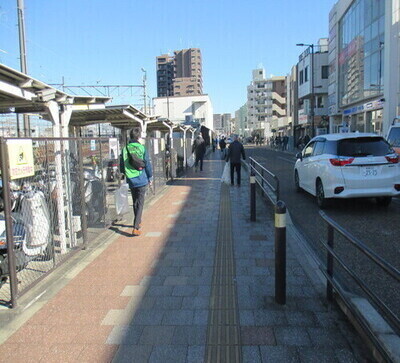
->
[0, 151, 368, 362]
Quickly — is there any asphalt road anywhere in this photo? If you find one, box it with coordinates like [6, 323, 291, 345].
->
[245, 145, 400, 327]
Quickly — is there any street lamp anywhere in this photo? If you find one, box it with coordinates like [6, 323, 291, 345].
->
[296, 43, 315, 137]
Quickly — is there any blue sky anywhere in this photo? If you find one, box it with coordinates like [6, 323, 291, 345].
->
[0, 0, 336, 115]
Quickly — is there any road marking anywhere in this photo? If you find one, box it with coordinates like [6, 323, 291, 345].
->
[277, 156, 295, 164]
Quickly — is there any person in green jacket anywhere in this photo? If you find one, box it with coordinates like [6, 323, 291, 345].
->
[120, 127, 153, 236]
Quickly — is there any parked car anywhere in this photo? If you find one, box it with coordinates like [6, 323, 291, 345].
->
[294, 133, 400, 208]
[386, 119, 400, 154]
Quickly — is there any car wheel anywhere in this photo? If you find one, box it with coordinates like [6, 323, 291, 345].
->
[376, 196, 392, 207]
[316, 179, 328, 209]
[294, 170, 301, 192]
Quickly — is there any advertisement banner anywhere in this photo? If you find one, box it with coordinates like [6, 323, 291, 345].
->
[7, 139, 35, 180]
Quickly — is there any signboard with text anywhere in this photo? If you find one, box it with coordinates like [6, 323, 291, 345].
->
[7, 139, 35, 180]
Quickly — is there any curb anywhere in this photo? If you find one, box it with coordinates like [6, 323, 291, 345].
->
[242, 158, 400, 362]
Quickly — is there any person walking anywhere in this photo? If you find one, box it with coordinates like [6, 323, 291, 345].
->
[120, 127, 153, 236]
[192, 135, 206, 172]
[219, 137, 227, 158]
[226, 135, 246, 186]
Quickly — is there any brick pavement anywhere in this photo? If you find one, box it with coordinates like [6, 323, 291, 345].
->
[0, 150, 368, 362]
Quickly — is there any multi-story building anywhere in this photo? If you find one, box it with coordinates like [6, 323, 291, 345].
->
[156, 54, 174, 97]
[234, 104, 248, 137]
[297, 38, 329, 138]
[213, 113, 232, 135]
[247, 68, 287, 139]
[156, 48, 203, 97]
[328, 0, 400, 135]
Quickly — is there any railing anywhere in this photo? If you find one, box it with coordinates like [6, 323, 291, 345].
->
[319, 211, 400, 346]
[249, 157, 279, 204]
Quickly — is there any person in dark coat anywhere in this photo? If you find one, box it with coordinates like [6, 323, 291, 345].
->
[192, 135, 206, 171]
[226, 135, 246, 186]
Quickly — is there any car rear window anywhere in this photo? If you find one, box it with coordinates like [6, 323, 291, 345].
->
[387, 127, 400, 147]
[337, 137, 392, 157]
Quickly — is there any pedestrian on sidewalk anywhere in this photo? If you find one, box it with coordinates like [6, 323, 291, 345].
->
[226, 135, 246, 186]
[219, 137, 227, 159]
[120, 127, 153, 236]
[192, 134, 206, 172]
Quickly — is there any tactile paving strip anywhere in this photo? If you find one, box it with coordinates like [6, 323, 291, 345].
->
[205, 184, 242, 363]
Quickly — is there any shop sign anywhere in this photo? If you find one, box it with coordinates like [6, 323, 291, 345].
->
[343, 105, 364, 115]
[343, 99, 384, 116]
[298, 110, 308, 125]
[7, 139, 35, 180]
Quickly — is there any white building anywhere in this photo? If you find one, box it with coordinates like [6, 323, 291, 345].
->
[247, 68, 287, 139]
[328, 0, 400, 135]
[297, 38, 329, 137]
[153, 94, 214, 130]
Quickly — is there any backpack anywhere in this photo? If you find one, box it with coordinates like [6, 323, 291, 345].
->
[126, 146, 145, 171]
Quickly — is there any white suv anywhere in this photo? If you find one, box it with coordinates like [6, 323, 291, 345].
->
[294, 133, 400, 208]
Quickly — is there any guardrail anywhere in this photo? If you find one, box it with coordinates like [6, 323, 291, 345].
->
[319, 210, 400, 359]
[248, 157, 286, 305]
[249, 157, 280, 204]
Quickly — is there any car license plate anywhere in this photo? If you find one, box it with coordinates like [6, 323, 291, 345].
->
[361, 166, 378, 177]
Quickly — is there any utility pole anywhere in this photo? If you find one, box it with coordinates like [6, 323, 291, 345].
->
[17, 0, 30, 136]
[141, 68, 147, 115]
[310, 44, 315, 138]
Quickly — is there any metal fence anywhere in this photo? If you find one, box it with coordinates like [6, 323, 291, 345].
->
[0, 136, 184, 307]
[248, 157, 280, 204]
[319, 211, 400, 339]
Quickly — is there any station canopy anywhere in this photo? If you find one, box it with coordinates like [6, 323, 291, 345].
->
[69, 104, 157, 129]
[0, 63, 110, 119]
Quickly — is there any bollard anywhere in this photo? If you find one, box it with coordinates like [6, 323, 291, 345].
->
[275, 200, 286, 305]
[250, 172, 256, 221]
[327, 224, 334, 301]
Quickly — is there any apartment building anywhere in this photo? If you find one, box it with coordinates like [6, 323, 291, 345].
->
[296, 38, 329, 138]
[213, 113, 232, 135]
[156, 54, 174, 98]
[247, 68, 287, 139]
[156, 48, 203, 97]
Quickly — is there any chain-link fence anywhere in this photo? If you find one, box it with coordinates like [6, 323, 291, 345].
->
[0, 135, 193, 307]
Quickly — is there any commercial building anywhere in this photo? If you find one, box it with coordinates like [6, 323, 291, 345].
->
[247, 68, 287, 139]
[328, 0, 400, 135]
[156, 48, 203, 97]
[153, 94, 213, 130]
[296, 38, 329, 138]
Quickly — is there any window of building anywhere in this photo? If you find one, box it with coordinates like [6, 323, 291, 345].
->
[259, 71, 262, 75]
[321, 65, 329, 79]
[317, 96, 325, 108]
[299, 70, 304, 85]
[304, 66, 309, 82]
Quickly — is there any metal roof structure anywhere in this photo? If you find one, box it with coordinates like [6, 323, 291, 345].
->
[69, 104, 155, 129]
[0, 63, 110, 117]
